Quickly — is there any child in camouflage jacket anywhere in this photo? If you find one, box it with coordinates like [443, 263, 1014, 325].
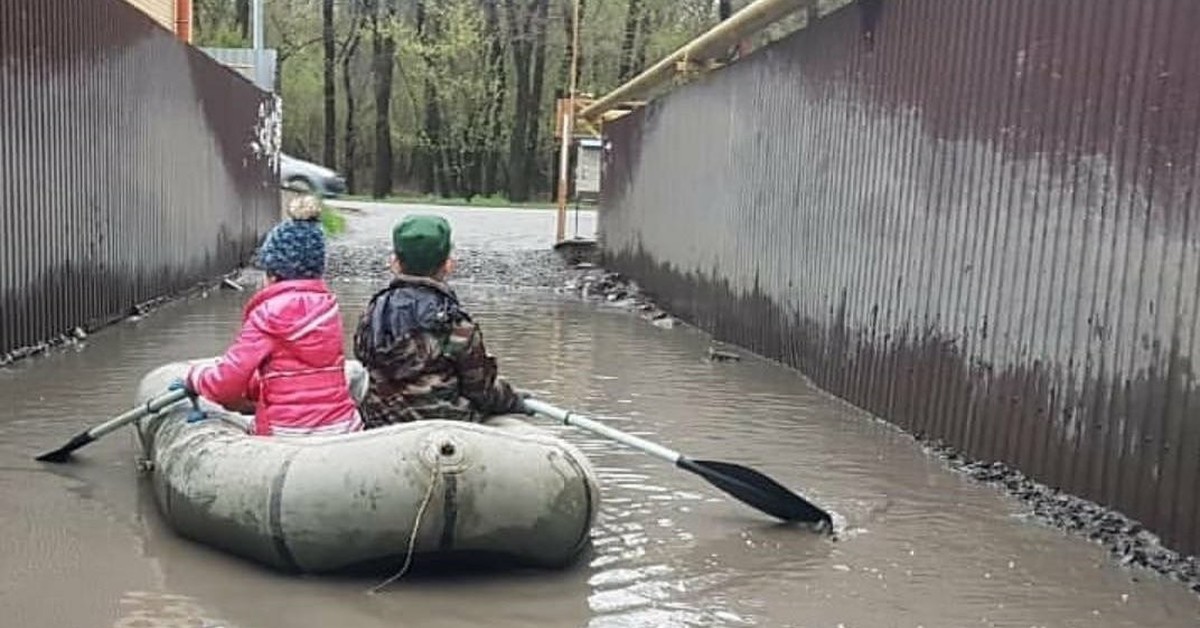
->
[352, 214, 526, 427]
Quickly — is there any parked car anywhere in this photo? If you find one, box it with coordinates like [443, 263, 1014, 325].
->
[279, 153, 347, 197]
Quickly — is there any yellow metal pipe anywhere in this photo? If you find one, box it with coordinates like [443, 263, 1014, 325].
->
[579, 0, 811, 121]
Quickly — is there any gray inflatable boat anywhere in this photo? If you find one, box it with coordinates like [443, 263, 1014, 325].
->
[133, 360, 599, 574]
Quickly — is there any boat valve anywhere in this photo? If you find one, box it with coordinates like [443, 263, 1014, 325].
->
[421, 432, 466, 471]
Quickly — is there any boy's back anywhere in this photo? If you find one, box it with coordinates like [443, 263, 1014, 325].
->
[352, 216, 522, 427]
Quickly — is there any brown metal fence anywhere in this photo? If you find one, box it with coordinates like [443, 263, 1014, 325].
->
[0, 0, 278, 360]
[601, 0, 1200, 556]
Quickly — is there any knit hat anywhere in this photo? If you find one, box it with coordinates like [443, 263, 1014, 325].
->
[392, 214, 452, 276]
[256, 196, 326, 280]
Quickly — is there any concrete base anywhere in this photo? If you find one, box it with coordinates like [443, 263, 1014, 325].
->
[553, 238, 598, 266]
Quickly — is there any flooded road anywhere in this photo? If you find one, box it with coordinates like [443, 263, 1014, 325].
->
[2, 204, 1199, 627]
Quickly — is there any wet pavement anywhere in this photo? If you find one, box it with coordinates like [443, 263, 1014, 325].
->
[2, 203, 1200, 627]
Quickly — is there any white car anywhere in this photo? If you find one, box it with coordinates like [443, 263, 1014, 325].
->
[279, 153, 346, 197]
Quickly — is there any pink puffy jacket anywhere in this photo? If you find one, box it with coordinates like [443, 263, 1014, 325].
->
[186, 279, 362, 436]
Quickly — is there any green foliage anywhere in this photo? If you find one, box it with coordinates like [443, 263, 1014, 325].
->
[195, 0, 731, 200]
[278, 49, 325, 159]
[203, 26, 250, 48]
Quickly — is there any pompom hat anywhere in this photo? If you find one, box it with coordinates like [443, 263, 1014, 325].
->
[255, 196, 326, 280]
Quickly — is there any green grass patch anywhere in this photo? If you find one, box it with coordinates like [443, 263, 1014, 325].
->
[320, 206, 347, 235]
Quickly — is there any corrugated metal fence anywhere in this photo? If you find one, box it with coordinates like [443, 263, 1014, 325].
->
[0, 0, 279, 360]
[601, 0, 1200, 555]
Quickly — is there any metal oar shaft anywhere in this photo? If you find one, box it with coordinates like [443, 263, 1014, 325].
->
[36, 388, 190, 463]
[89, 389, 189, 439]
[523, 399, 681, 464]
[522, 397, 833, 527]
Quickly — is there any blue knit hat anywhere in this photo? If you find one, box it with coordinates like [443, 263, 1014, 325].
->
[256, 196, 326, 280]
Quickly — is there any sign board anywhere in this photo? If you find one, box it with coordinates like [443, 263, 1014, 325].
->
[574, 138, 603, 197]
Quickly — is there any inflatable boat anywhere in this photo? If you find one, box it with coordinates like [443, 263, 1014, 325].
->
[133, 360, 599, 574]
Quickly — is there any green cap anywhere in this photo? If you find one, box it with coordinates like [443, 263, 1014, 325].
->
[392, 214, 452, 276]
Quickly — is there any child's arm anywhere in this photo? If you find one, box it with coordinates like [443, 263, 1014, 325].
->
[187, 314, 275, 408]
[452, 320, 522, 417]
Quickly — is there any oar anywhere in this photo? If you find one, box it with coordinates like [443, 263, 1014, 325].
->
[523, 398, 833, 530]
[35, 388, 190, 463]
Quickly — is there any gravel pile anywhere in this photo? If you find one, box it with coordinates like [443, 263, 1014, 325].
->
[326, 239, 579, 289]
[925, 443, 1200, 592]
[562, 267, 679, 329]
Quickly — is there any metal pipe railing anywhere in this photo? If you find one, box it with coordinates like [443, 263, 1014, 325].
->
[579, 0, 811, 121]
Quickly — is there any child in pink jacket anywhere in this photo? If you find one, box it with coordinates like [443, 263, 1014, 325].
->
[178, 197, 362, 436]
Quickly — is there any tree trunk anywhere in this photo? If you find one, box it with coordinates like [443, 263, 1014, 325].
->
[416, 1, 445, 196]
[505, 56, 530, 201]
[343, 65, 359, 193]
[719, 0, 733, 20]
[341, 6, 363, 193]
[504, 0, 533, 201]
[422, 81, 443, 194]
[370, 0, 396, 198]
[460, 117, 481, 202]
[236, 0, 250, 41]
[617, 0, 642, 82]
[322, 0, 336, 168]
[632, 3, 650, 74]
[524, 0, 549, 199]
[504, 0, 550, 202]
[557, 0, 586, 88]
[481, 0, 506, 196]
[717, 0, 745, 62]
[438, 139, 455, 198]
[576, 0, 586, 88]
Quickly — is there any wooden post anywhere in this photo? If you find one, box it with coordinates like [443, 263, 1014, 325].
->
[555, 0, 581, 244]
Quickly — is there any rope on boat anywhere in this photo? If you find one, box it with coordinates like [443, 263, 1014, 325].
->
[369, 457, 441, 593]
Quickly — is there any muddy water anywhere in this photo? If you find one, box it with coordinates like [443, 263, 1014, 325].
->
[3, 205, 1200, 627]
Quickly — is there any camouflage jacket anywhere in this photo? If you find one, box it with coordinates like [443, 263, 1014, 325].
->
[352, 275, 522, 428]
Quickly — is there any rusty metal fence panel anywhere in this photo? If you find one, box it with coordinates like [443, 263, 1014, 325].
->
[0, 0, 278, 360]
[601, 0, 1200, 555]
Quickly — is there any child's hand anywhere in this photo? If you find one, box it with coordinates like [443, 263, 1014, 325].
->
[167, 377, 197, 399]
[513, 389, 536, 416]
[168, 378, 207, 423]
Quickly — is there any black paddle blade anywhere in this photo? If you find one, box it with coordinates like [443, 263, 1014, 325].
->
[35, 431, 96, 463]
[678, 458, 832, 529]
